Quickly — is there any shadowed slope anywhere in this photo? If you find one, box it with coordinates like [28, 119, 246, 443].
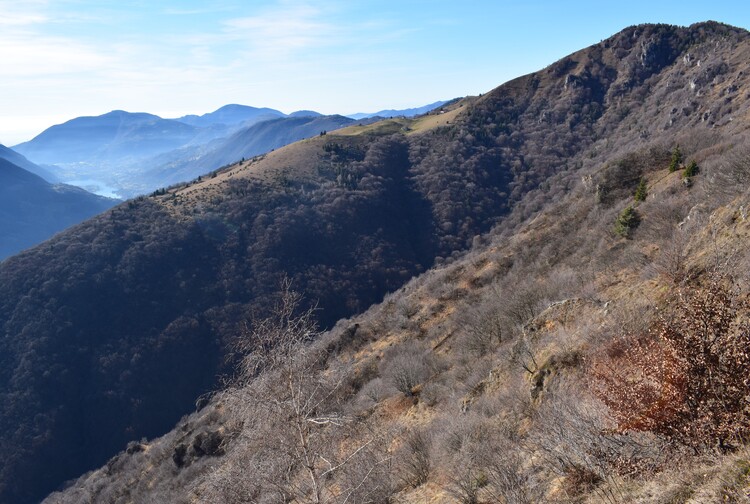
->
[0, 158, 117, 259]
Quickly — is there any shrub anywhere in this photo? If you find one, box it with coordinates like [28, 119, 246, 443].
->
[398, 429, 432, 487]
[684, 159, 699, 178]
[357, 377, 391, 406]
[533, 384, 668, 500]
[590, 279, 750, 452]
[380, 341, 431, 396]
[460, 302, 506, 357]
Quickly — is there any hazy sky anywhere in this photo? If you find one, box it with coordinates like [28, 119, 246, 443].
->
[2, 0, 749, 145]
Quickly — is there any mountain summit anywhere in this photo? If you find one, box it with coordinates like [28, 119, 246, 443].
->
[12, 110, 198, 166]
[174, 104, 285, 128]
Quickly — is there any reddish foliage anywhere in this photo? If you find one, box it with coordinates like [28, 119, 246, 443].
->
[590, 280, 750, 452]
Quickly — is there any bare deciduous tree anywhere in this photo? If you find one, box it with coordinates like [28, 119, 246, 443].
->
[215, 279, 393, 503]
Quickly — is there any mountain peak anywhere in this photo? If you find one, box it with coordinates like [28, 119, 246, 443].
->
[99, 110, 161, 121]
[289, 110, 323, 118]
[175, 104, 285, 128]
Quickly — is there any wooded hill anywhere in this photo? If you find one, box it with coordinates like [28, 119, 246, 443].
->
[3, 21, 750, 503]
[0, 157, 117, 260]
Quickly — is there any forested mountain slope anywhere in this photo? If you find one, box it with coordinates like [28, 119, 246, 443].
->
[0, 145, 59, 182]
[0, 158, 117, 260]
[2, 21, 750, 503]
[46, 21, 750, 503]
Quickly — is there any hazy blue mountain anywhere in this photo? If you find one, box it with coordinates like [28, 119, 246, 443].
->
[0, 158, 118, 260]
[289, 110, 323, 118]
[197, 114, 354, 167]
[175, 104, 285, 128]
[11, 110, 213, 198]
[12, 110, 200, 166]
[347, 100, 450, 120]
[0, 144, 59, 182]
[9, 107, 339, 198]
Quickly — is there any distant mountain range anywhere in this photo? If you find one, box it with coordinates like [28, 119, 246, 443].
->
[346, 100, 449, 120]
[13, 110, 199, 166]
[143, 114, 355, 188]
[10, 101, 449, 198]
[0, 154, 117, 260]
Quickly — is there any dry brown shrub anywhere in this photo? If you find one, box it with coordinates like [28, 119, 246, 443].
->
[589, 332, 685, 434]
[396, 429, 432, 488]
[589, 278, 750, 452]
[380, 340, 433, 397]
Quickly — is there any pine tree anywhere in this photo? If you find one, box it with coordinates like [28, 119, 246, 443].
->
[634, 178, 648, 202]
[668, 145, 683, 173]
[614, 206, 640, 238]
[684, 159, 698, 178]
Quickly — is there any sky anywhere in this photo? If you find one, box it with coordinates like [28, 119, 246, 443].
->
[2, 0, 750, 145]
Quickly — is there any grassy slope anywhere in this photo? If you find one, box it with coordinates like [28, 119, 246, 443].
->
[335, 99, 470, 137]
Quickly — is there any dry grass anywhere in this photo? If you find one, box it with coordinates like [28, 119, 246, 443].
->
[336, 98, 470, 137]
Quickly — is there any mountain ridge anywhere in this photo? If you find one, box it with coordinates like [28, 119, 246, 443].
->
[347, 99, 450, 120]
[174, 104, 286, 128]
[11, 104, 429, 198]
[140, 114, 356, 190]
[0, 144, 59, 182]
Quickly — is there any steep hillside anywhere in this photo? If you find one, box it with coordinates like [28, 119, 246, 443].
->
[3, 21, 750, 503]
[0, 145, 59, 182]
[0, 158, 117, 260]
[49, 133, 750, 503]
[44, 22, 750, 503]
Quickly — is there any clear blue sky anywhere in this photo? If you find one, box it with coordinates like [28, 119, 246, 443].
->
[1, 0, 749, 144]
